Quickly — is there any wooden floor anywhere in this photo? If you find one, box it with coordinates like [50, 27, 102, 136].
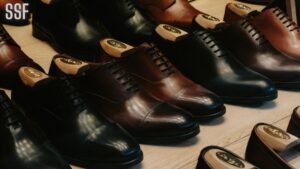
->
[3, 0, 300, 169]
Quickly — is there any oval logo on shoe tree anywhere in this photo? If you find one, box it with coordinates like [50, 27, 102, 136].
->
[24, 67, 43, 78]
[163, 25, 182, 34]
[216, 152, 245, 168]
[107, 39, 127, 49]
[60, 58, 82, 65]
[234, 3, 251, 10]
[263, 126, 291, 140]
[202, 14, 220, 22]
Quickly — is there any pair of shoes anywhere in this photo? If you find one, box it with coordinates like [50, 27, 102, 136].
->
[0, 0, 30, 25]
[12, 66, 144, 168]
[30, 0, 278, 105]
[198, 118, 300, 169]
[0, 90, 72, 169]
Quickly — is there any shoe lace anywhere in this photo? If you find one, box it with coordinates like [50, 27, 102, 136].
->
[273, 8, 299, 32]
[240, 20, 267, 45]
[195, 30, 227, 57]
[147, 44, 175, 75]
[0, 92, 21, 127]
[107, 60, 139, 93]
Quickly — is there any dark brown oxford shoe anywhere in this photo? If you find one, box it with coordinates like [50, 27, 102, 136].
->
[246, 123, 300, 169]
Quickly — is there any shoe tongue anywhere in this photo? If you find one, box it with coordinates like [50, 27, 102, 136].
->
[194, 14, 225, 30]
[18, 67, 52, 88]
[53, 56, 90, 76]
[100, 38, 137, 58]
[227, 3, 255, 18]
[256, 124, 300, 152]
[155, 24, 188, 42]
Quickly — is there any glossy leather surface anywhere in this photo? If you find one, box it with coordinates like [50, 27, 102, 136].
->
[136, 0, 201, 30]
[287, 106, 300, 138]
[49, 55, 200, 143]
[0, 90, 71, 169]
[246, 123, 296, 169]
[11, 76, 143, 168]
[0, 0, 30, 25]
[0, 24, 43, 89]
[213, 20, 300, 89]
[118, 43, 225, 120]
[153, 29, 277, 103]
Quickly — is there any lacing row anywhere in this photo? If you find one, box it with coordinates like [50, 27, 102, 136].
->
[273, 8, 299, 32]
[147, 44, 175, 75]
[240, 20, 267, 45]
[107, 60, 139, 93]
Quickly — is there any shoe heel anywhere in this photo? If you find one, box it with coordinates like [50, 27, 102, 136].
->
[32, 23, 48, 41]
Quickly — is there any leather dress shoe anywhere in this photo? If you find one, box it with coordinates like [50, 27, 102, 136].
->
[152, 24, 277, 104]
[196, 146, 259, 169]
[287, 107, 300, 138]
[11, 67, 143, 168]
[246, 123, 300, 169]
[0, 0, 30, 25]
[0, 23, 43, 89]
[212, 19, 300, 89]
[101, 40, 225, 121]
[267, 0, 300, 25]
[135, 0, 201, 30]
[224, 3, 300, 61]
[0, 90, 71, 169]
[49, 54, 200, 143]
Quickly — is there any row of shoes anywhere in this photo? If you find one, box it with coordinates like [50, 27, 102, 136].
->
[197, 107, 300, 169]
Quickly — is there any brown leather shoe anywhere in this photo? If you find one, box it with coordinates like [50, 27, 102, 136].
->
[0, 0, 30, 25]
[136, 0, 201, 30]
[49, 54, 200, 144]
[287, 107, 300, 138]
[0, 24, 43, 89]
[197, 146, 259, 169]
[100, 40, 225, 121]
[246, 123, 300, 169]
[224, 3, 300, 61]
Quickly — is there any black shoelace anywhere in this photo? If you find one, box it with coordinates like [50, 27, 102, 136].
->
[273, 8, 299, 32]
[147, 44, 175, 75]
[240, 20, 267, 45]
[107, 60, 139, 93]
[195, 30, 227, 57]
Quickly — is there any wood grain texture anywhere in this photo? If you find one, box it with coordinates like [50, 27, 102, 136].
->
[2, 1, 299, 169]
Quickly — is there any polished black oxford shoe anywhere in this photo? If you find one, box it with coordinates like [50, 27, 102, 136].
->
[0, 90, 71, 169]
[11, 67, 143, 169]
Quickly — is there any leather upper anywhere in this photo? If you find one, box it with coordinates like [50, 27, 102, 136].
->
[136, 0, 201, 30]
[118, 43, 225, 119]
[213, 20, 300, 84]
[0, 90, 71, 169]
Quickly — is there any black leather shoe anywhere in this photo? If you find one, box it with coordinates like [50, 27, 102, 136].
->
[11, 67, 143, 169]
[0, 90, 71, 169]
[152, 25, 277, 104]
[196, 146, 259, 169]
[48, 55, 200, 144]
[287, 106, 300, 138]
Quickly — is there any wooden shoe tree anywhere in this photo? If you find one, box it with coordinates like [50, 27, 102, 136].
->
[19, 67, 50, 87]
[204, 148, 256, 169]
[195, 14, 223, 29]
[100, 38, 135, 57]
[227, 3, 255, 17]
[256, 124, 300, 168]
[155, 24, 188, 42]
[54, 57, 89, 75]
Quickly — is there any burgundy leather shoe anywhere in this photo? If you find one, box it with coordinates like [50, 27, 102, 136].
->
[0, 24, 43, 89]
[49, 54, 200, 144]
[0, 0, 30, 25]
[287, 107, 300, 138]
[101, 40, 225, 121]
[246, 123, 300, 169]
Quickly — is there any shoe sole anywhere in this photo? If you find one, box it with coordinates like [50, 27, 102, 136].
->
[63, 150, 143, 169]
[135, 124, 200, 144]
[275, 81, 300, 90]
[221, 93, 278, 104]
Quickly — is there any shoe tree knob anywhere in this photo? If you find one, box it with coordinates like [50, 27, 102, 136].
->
[54, 57, 89, 76]
[19, 67, 49, 87]
[100, 38, 135, 57]
[227, 3, 254, 17]
[256, 124, 300, 152]
[155, 24, 188, 42]
[194, 14, 223, 29]
[204, 149, 257, 169]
